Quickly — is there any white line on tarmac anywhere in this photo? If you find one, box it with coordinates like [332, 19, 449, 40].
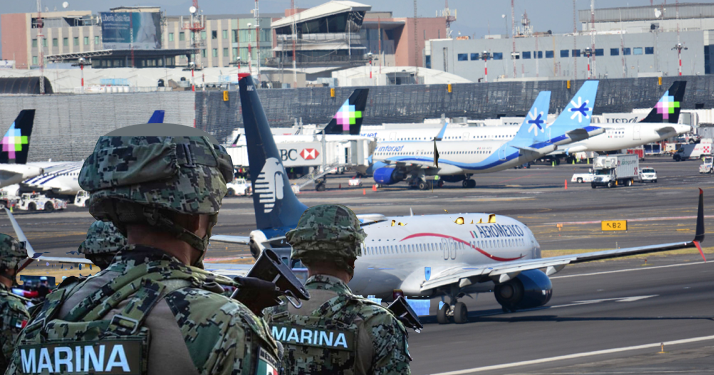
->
[550, 260, 709, 279]
[543, 215, 714, 225]
[432, 335, 714, 375]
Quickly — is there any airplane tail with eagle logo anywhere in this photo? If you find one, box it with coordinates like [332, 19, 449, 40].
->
[0, 110, 35, 164]
[322, 88, 369, 135]
[239, 74, 308, 232]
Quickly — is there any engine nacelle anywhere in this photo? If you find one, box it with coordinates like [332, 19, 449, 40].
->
[440, 174, 466, 183]
[494, 269, 553, 311]
[373, 167, 404, 185]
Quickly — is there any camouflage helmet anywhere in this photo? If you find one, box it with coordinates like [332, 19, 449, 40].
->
[286, 204, 366, 274]
[0, 233, 27, 271]
[78, 220, 127, 256]
[78, 124, 234, 261]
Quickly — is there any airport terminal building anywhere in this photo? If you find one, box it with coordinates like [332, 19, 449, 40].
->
[427, 3, 714, 82]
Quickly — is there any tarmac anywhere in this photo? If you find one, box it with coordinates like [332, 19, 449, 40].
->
[3, 155, 714, 374]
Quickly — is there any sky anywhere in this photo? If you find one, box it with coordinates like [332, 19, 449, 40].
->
[0, 0, 685, 57]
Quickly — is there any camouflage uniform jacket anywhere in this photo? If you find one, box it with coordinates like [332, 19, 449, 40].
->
[0, 283, 29, 373]
[265, 274, 411, 375]
[5, 245, 280, 375]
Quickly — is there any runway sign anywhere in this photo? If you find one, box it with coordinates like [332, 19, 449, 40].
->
[602, 220, 627, 231]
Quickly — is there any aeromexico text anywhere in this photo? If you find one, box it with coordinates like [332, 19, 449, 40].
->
[476, 224, 525, 238]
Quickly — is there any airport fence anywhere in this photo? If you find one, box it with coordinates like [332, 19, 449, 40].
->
[195, 75, 714, 145]
[0, 91, 194, 162]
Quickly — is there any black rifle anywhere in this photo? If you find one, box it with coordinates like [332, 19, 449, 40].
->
[387, 296, 423, 333]
[232, 249, 310, 315]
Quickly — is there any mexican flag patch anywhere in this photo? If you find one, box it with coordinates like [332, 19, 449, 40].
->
[256, 348, 279, 375]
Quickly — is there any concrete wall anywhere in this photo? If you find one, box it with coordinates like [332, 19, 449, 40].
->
[394, 17, 445, 68]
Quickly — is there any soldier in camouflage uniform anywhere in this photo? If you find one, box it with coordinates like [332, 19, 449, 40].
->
[6, 125, 281, 375]
[0, 233, 30, 373]
[78, 220, 126, 270]
[264, 204, 411, 375]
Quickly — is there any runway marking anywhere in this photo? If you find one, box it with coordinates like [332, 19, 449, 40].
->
[433, 334, 714, 375]
[549, 295, 658, 309]
[551, 260, 708, 279]
[544, 215, 714, 225]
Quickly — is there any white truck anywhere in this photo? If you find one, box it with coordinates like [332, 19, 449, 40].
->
[17, 193, 67, 212]
[0, 184, 21, 209]
[700, 156, 714, 174]
[225, 178, 252, 197]
[571, 170, 595, 183]
[673, 139, 712, 161]
[591, 154, 639, 189]
[74, 190, 90, 207]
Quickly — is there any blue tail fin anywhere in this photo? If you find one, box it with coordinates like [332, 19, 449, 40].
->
[639, 81, 686, 124]
[548, 81, 599, 135]
[239, 74, 308, 231]
[147, 110, 165, 123]
[512, 91, 552, 143]
[323, 89, 369, 135]
[0, 110, 35, 164]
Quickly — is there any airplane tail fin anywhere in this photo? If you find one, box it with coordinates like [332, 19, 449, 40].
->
[147, 110, 165, 123]
[239, 74, 308, 231]
[0, 110, 35, 165]
[639, 81, 686, 124]
[512, 91, 552, 143]
[547, 81, 599, 136]
[323, 89, 369, 135]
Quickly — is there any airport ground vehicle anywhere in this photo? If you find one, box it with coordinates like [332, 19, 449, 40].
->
[639, 167, 658, 183]
[348, 178, 363, 187]
[673, 139, 712, 161]
[0, 190, 19, 208]
[591, 154, 639, 188]
[17, 193, 67, 211]
[74, 190, 90, 207]
[226, 178, 252, 197]
[700, 156, 714, 174]
[571, 170, 595, 183]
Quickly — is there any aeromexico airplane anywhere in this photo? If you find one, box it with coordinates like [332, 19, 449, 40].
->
[6, 111, 166, 199]
[369, 81, 604, 189]
[206, 74, 706, 324]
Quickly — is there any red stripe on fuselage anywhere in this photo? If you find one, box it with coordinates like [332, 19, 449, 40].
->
[400, 233, 524, 262]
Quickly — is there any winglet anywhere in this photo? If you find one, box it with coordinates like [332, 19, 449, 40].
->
[434, 119, 449, 141]
[694, 188, 705, 244]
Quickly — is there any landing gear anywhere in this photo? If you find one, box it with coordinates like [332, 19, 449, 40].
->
[417, 180, 432, 190]
[453, 302, 468, 324]
[437, 303, 450, 324]
[461, 179, 476, 188]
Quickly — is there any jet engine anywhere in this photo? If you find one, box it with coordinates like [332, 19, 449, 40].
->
[494, 269, 553, 311]
[373, 167, 405, 185]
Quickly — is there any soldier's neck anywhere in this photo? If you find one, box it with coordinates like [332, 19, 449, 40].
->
[307, 266, 351, 284]
[126, 225, 201, 266]
[0, 273, 13, 288]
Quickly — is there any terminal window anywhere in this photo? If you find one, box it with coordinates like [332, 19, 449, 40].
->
[32, 56, 37, 65]
[560, 49, 569, 57]
[493, 52, 503, 60]
[610, 48, 619, 56]
[52, 38, 58, 47]
[232, 30, 238, 42]
[535, 51, 543, 59]
[595, 48, 604, 56]
[457, 53, 468, 61]
[95, 36, 100, 45]
[213, 48, 218, 57]
[169, 33, 174, 42]
[42, 39, 47, 47]
[645, 47, 654, 54]
[74, 37, 79, 46]
[223, 30, 228, 39]
[522, 51, 531, 59]
[32, 39, 37, 48]
[223, 48, 229, 57]
[470, 53, 479, 60]
[426, 55, 431, 68]
[623, 47, 631, 55]
[84, 37, 89, 45]
[212, 31, 218, 39]
[572, 49, 580, 57]
[201, 31, 207, 40]
[180, 32, 185, 42]
[545, 50, 554, 58]
[634, 47, 643, 55]
[63, 38, 68, 47]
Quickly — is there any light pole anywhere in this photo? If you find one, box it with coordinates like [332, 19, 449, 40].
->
[582, 47, 594, 79]
[481, 51, 490, 82]
[71, 57, 87, 93]
[183, 61, 197, 92]
[672, 43, 688, 76]
[229, 57, 242, 87]
[367, 52, 378, 83]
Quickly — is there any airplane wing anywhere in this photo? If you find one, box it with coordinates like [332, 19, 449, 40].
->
[3, 207, 92, 267]
[202, 263, 254, 277]
[420, 189, 705, 292]
[210, 235, 251, 244]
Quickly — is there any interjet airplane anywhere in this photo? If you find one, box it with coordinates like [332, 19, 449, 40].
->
[369, 81, 603, 189]
[207, 74, 706, 324]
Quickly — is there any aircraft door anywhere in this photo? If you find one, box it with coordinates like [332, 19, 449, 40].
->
[441, 239, 449, 260]
[633, 125, 641, 140]
[389, 132, 397, 141]
[462, 132, 470, 140]
[498, 145, 507, 161]
[450, 241, 457, 259]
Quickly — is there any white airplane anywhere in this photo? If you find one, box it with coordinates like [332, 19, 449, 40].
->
[207, 74, 706, 324]
[0, 110, 43, 188]
[369, 81, 604, 189]
[557, 81, 691, 156]
[16, 111, 166, 199]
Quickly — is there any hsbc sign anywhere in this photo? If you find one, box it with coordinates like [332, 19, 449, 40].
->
[300, 148, 319, 160]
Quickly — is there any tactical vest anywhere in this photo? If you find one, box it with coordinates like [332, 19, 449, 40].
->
[13, 262, 233, 375]
[268, 291, 385, 375]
